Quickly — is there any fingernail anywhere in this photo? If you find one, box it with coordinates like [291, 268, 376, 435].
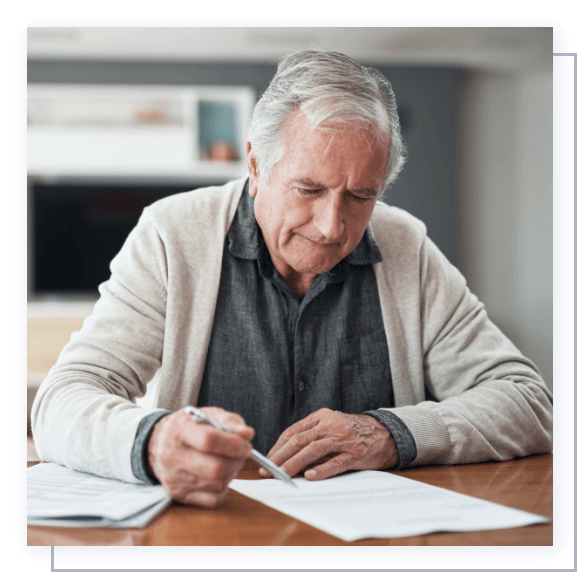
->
[306, 469, 317, 479]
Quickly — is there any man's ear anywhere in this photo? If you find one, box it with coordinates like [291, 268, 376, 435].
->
[246, 142, 259, 198]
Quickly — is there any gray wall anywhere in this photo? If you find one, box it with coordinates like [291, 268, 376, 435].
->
[27, 59, 462, 268]
[458, 69, 553, 390]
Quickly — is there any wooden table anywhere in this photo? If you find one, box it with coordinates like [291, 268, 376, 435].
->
[27, 453, 552, 546]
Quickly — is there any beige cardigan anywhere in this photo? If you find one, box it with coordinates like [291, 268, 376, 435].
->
[31, 177, 553, 483]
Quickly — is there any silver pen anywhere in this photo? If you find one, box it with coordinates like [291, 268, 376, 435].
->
[184, 406, 297, 488]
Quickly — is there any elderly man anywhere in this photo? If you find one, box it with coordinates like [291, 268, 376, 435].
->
[32, 50, 553, 508]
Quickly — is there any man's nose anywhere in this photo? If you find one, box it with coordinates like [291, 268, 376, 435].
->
[315, 193, 345, 241]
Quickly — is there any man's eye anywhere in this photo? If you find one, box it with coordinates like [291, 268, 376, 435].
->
[350, 193, 372, 203]
[297, 188, 321, 196]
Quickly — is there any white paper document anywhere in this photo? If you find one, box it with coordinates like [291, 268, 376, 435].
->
[229, 470, 550, 542]
[27, 462, 172, 528]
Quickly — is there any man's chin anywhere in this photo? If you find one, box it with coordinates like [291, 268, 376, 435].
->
[287, 256, 343, 276]
[274, 243, 349, 276]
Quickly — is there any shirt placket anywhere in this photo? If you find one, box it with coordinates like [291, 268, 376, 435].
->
[291, 276, 331, 422]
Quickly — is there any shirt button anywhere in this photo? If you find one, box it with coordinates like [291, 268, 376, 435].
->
[298, 381, 305, 392]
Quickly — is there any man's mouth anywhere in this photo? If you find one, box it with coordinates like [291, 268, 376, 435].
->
[299, 234, 344, 246]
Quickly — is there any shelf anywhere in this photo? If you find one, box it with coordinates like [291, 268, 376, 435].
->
[27, 83, 256, 180]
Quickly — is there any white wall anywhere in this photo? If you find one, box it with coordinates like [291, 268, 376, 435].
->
[458, 69, 553, 390]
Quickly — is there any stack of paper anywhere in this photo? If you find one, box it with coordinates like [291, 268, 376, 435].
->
[27, 462, 171, 528]
[229, 470, 550, 542]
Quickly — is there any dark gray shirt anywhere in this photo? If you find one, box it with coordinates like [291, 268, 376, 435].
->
[132, 183, 416, 483]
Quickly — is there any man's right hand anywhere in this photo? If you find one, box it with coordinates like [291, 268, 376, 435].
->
[147, 406, 255, 508]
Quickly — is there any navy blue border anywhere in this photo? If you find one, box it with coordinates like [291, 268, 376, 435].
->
[15, 16, 575, 570]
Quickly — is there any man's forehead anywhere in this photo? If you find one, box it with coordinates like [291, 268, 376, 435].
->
[279, 115, 388, 190]
[284, 114, 389, 169]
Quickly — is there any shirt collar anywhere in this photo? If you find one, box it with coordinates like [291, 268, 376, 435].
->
[228, 179, 383, 271]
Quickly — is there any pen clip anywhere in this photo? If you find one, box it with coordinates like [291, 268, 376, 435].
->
[185, 406, 232, 433]
[186, 406, 209, 423]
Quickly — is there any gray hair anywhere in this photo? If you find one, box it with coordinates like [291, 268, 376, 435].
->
[248, 49, 407, 191]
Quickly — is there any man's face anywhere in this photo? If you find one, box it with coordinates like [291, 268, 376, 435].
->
[247, 113, 389, 284]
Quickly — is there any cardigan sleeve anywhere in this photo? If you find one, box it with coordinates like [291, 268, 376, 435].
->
[385, 235, 553, 466]
[31, 209, 170, 483]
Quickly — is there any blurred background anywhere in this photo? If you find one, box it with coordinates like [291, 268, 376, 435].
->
[26, 27, 553, 444]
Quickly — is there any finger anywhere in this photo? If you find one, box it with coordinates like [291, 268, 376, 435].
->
[266, 410, 328, 459]
[156, 446, 244, 484]
[195, 407, 256, 441]
[303, 453, 354, 481]
[267, 419, 340, 465]
[260, 410, 333, 478]
[228, 423, 256, 441]
[260, 432, 311, 477]
[157, 443, 245, 500]
[182, 420, 253, 460]
[259, 455, 331, 478]
[172, 447, 247, 483]
[272, 436, 342, 478]
[162, 469, 229, 496]
[193, 427, 252, 459]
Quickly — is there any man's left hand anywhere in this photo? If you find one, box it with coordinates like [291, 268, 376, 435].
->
[260, 408, 398, 481]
